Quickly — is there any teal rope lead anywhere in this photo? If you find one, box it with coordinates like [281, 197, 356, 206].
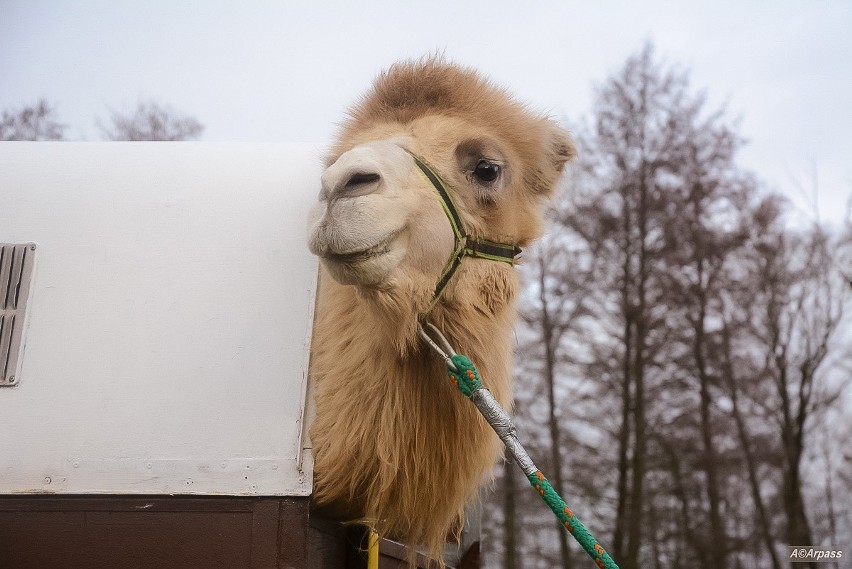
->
[447, 353, 620, 569]
[446, 353, 482, 396]
[527, 470, 618, 569]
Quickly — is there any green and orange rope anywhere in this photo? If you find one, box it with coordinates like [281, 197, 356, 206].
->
[417, 320, 620, 569]
[445, 354, 619, 569]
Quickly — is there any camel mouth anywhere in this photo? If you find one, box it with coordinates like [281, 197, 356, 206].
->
[325, 240, 392, 265]
[320, 228, 403, 267]
[318, 229, 407, 287]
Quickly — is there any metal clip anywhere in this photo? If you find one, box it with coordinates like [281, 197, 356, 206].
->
[416, 321, 458, 372]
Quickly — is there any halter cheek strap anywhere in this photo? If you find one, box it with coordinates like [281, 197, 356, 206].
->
[406, 151, 521, 315]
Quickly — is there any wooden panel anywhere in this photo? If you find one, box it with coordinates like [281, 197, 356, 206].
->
[309, 514, 353, 568]
[0, 496, 478, 568]
[0, 496, 311, 569]
[377, 538, 479, 569]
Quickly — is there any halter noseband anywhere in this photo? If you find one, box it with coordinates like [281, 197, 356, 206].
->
[406, 150, 522, 315]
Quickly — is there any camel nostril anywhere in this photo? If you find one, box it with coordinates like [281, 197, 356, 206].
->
[333, 171, 382, 199]
[345, 172, 381, 188]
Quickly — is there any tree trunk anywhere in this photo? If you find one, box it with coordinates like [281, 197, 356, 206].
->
[625, 168, 649, 569]
[781, 429, 814, 569]
[539, 263, 574, 569]
[822, 436, 839, 569]
[721, 320, 782, 569]
[612, 183, 635, 563]
[612, 314, 633, 561]
[692, 259, 726, 569]
[773, 335, 815, 568]
[625, 318, 646, 569]
[663, 438, 701, 565]
[503, 459, 520, 569]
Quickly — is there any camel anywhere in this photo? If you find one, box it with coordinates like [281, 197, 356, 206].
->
[307, 58, 575, 562]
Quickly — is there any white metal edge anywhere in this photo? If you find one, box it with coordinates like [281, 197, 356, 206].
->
[2, 457, 311, 496]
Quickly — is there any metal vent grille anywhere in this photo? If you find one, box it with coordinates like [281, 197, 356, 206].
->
[1, 243, 36, 387]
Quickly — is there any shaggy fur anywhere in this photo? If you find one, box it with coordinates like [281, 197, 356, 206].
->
[309, 58, 575, 563]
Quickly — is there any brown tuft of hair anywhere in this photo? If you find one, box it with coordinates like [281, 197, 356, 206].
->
[330, 57, 575, 196]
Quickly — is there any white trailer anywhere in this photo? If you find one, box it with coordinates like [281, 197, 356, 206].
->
[0, 143, 479, 569]
[0, 143, 328, 567]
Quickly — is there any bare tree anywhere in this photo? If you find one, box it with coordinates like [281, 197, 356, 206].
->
[0, 99, 66, 140]
[749, 222, 846, 568]
[483, 44, 852, 569]
[570, 44, 700, 568]
[100, 101, 204, 141]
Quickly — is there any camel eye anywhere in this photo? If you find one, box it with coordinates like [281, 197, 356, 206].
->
[473, 160, 501, 183]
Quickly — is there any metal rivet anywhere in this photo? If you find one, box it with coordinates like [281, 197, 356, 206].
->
[7, 376, 15, 384]
[30, 245, 36, 251]
[185, 479, 193, 485]
[250, 484, 257, 491]
[146, 462, 153, 469]
[43, 477, 52, 484]
[72, 461, 80, 469]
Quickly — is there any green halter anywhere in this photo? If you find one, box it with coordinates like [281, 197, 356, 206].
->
[406, 151, 521, 315]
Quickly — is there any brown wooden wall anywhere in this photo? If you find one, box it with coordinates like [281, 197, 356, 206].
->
[1, 495, 342, 569]
[0, 496, 478, 569]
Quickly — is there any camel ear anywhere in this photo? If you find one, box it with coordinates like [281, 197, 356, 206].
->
[546, 121, 577, 173]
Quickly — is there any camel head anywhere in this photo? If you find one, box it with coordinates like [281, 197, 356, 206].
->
[308, 58, 576, 322]
[307, 59, 577, 561]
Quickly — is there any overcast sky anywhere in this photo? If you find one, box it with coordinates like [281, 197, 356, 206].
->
[2, 1, 850, 226]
